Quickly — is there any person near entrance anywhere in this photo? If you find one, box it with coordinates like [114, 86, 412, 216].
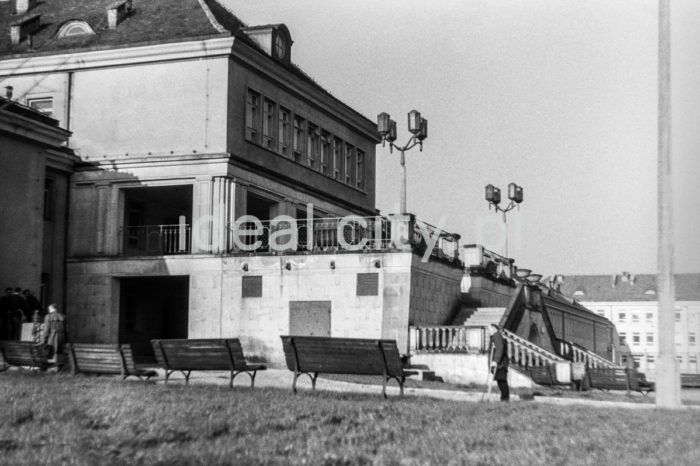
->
[42, 304, 68, 366]
[488, 324, 510, 402]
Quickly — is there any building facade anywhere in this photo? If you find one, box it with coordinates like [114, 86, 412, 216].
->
[0, 94, 75, 308]
[0, 0, 462, 363]
[559, 273, 700, 377]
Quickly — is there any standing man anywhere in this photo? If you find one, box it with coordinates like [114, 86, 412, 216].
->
[489, 324, 510, 402]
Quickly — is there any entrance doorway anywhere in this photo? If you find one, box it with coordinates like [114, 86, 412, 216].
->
[119, 276, 189, 360]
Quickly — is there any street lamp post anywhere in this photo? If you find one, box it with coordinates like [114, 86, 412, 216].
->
[377, 110, 428, 214]
[484, 183, 524, 258]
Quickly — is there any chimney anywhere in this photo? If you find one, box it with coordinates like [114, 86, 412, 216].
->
[107, 0, 133, 30]
[10, 13, 40, 45]
[15, 0, 36, 15]
[4, 86, 13, 100]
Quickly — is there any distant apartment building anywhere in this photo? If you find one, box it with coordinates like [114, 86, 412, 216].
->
[559, 273, 700, 376]
[0, 0, 462, 363]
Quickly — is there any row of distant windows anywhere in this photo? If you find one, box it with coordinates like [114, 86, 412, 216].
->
[245, 88, 366, 191]
[623, 354, 698, 369]
[620, 331, 696, 346]
[614, 310, 684, 323]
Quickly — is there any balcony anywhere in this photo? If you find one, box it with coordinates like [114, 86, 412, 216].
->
[121, 224, 191, 256]
[117, 215, 462, 264]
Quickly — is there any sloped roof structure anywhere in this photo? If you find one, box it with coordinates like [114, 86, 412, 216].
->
[558, 273, 700, 302]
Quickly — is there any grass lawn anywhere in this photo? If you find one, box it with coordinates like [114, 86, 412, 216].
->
[2, 371, 700, 465]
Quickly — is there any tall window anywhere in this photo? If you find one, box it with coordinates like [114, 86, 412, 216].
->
[27, 97, 53, 117]
[619, 332, 626, 345]
[320, 131, 331, 175]
[307, 123, 320, 169]
[646, 312, 654, 323]
[262, 99, 275, 150]
[344, 143, 354, 186]
[646, 333, 654, 345]
[632, 332, 640, 345]
[293, 115, 306, 163]
[245, 90, 261, 143]
[278, 107, 291, 157]
[356, 149, 365, 190]
[333, 137, 343, 181]
[631, 313, 639, 323]
[690, 333, 697, 346]
[44, 178, 56, 221]
[618, 312, 626, 323]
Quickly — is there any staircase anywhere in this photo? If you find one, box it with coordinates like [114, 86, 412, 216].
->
[462, 307, 505, 327]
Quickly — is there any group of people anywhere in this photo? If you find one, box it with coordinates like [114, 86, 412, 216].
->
[0, 287, 68, 362]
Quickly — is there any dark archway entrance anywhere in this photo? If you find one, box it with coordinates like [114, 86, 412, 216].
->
[119, 276, 189, 360]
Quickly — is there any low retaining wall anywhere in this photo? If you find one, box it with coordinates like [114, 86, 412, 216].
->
[411, 353, 534, 388]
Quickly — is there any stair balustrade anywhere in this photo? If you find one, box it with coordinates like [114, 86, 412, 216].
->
[409, 325, 487, 353]
[499, 328, 565, 367]
[558, 340, 621, 369]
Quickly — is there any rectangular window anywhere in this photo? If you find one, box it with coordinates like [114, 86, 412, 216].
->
[646, 355, 655, 370]
[320, 131, 331, 175]
[632, 332, 640, 345]
[646, 312, 654, 323]
[278, 107, 291, 157]
[344, 143, 355, 185]
[631, 313, 639, 323]
[293, 115, 306, 163]
[675, 311, 681, 322]
[333, 137, 343, 181]
[245, 89, 261, 143]
[356, 149, 365, 190]
[27, 97, 53, 117]
[619, 332, 626, 345]
[307, 122, 320, 169]
[646, 333, 654, 345]
[632, 355, 641, 368]
[44, 178, 56, 221]
[242, 276, 263, 298]
[618, 312, 626, 323]
[262, 98, 275, 149]
[597, 310, 606, 317]
[690, 355, 698, 367]
[690, 333, 697, 346]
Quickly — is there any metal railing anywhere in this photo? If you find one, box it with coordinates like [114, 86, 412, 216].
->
[229, 216, 392, 253]
[462, 244, 513, 278]
[410, 325, 488, 353]
[121, 224, 191, 255]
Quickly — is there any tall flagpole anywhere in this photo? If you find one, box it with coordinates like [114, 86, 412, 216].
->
[656, 0, 680, 409]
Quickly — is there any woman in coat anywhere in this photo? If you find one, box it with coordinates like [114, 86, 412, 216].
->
[42, 303, 68, 363]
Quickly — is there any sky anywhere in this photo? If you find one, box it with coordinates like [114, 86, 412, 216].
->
[223, 0, 700, 277]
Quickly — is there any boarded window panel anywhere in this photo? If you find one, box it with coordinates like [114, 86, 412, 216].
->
[356, 273, 379, 296]
[242, 276, 263, 298]
[289, 301, 331, 336]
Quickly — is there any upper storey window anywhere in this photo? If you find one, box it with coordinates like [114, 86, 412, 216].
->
[246, 90, 261, 144]
[57, 20, 95, 38]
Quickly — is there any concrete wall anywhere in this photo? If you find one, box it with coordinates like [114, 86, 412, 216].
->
[411, 353, 534, 388]
[408, 256, 464, 326]
[66, 251, 466, 366]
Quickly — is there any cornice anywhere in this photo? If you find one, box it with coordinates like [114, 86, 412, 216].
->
[0, 36, 236, 75]
[0, 109, 71, 147]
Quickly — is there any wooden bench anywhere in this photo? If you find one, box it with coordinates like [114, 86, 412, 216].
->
[67, 343, 157, 381]
[151, 338, 266, 388]
[0, 340, 53, 371]
[280, 336, 418, 398]
[587, 367, 654, 396]
[681, 373, 700, 388]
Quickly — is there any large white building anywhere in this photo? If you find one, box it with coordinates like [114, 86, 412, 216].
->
[559, 273, 700, 377]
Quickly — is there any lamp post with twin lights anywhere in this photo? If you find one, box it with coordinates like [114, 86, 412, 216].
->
[377, 110, 428, 214]
[484, 183, 524, 258]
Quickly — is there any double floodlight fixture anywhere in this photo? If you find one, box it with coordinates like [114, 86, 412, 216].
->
[485, 182, 524, 223]
[377, 110, 428, 152]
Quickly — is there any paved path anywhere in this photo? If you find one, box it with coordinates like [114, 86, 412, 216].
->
[153, 368, 700, 410]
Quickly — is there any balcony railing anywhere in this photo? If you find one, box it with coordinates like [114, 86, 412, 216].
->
[121, 224, 191, 255]
[117, 215, 462, 262]
[558, 339, 621, 369]
[463, 244, 513, 278]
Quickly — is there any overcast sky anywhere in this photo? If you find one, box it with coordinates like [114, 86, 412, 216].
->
[223, 0, 700, 277]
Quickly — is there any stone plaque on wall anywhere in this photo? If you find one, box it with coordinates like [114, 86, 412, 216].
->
[356, 273, 379, 296]
[289, 301, 331, 336]
[242, 275, 263, 298]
